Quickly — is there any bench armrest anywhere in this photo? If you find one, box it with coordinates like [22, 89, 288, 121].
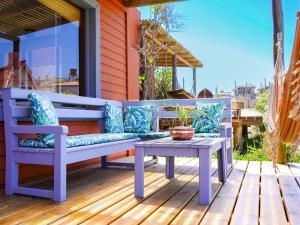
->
[220, 122, 232, 130]
[10, 125, 68, 135]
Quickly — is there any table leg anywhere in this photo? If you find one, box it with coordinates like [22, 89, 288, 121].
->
[199, 149, 211, 205]
[135, 146, 145, 198]
[166, 156, 175, 178]
[217, 141, 227, 182]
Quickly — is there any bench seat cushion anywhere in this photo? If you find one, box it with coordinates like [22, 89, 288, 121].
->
[194, 133, 220, 138]
[19, 133, 139, 148]
[135, 131, 170, 140]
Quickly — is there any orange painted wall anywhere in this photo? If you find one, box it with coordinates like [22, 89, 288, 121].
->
[0, 0, 140, 186]
[99, 0, 140, 100]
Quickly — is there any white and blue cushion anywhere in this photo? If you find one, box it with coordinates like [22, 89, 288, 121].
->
[19, 133, 139, 148]
[28, 92, 59, 143]
[124, 106, 153, 133]
[135, 131, 170, 140]
[192, 102, 224, 133]
[104, 103, 124, 133]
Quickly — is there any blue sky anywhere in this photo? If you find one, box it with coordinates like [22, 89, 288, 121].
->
[139, 0, 300, 94]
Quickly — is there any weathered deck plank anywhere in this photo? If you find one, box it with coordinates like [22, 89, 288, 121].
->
[230, 161, 260, 225]
[50, 158, 196, 225]
[97, 160, 201, 225]
[200, 160, 248, 225]
[169, 161, 237, 225]
[277, 163, 300, 224]
[84, 161, 218, 225]
[2, 158, 190, 225]
[260, 162, 287, 225]
[0, 160, 298, 225]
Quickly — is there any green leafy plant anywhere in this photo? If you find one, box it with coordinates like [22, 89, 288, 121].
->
[175, 104, 189, 126]
[255, 90, 270, 114]
[155, 68, 172, 99]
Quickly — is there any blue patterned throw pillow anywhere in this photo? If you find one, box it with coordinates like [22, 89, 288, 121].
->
[104, 103, 124, 133]
[124, 106, 153, 133]
[28, 92, 59, 143]
[192, 102, 224, 133]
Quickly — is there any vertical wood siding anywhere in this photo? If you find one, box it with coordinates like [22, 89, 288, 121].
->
[99, 0, 128, 101]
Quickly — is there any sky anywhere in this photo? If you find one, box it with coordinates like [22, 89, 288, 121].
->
[139, 0, 300, 94]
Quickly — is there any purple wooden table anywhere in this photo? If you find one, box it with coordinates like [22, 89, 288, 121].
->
[134, 137, 227, 205]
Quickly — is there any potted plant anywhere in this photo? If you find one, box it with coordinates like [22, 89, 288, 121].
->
[169, 105, 195, 140]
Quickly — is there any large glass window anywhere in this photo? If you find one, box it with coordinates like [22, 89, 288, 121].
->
[0, 0, 83, 95]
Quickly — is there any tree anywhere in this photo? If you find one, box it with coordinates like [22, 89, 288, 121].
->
[255, 90, 270, 114]
[139, 3, 185, 100]
[155, 67, 173, 99]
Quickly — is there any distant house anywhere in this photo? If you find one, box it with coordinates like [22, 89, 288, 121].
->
[233, 84, 256, 108]
[0, 53, 37, 90]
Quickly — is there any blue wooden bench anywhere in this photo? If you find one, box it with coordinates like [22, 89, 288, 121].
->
[2, 88, 232, 202]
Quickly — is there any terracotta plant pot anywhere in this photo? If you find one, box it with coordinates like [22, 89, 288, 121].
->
[169, 126, 195, 140]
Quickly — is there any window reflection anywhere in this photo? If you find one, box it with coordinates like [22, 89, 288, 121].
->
[0, 0, 82, 95]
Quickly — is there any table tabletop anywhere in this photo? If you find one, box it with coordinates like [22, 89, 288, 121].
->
[135, 137, 226, 149]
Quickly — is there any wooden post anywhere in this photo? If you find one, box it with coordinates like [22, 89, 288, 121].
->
[234, 125, 243, 152]
[277, 142, 287, 164]
[193, 67, 197, 97]
[272, 0, 286, 163]
[172, 55, 178, 90]
[241, 125, 248, 154]
[272, 0, 284, 67]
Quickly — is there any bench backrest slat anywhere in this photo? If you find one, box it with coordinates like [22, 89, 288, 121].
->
[124, 98, 232, 123]
[7, 88, 122, 107]
[11, 106, 104, 119]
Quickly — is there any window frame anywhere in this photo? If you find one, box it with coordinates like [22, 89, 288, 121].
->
[71, 0, 101, 98]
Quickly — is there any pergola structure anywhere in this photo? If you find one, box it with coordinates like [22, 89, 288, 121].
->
[142, 19, 203, 97]
[122, 0, 183, 7]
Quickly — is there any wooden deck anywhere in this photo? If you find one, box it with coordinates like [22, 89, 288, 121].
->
[0, 158, 299, 225]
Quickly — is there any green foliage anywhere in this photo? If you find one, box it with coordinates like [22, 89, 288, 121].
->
[255, 90, 270, 113]
[175, 104, 189, 126]
[234, 147, 271, 161]
[286, 144, 300, 163]
[155, 68, 172, 99]
[234, 135, 271, 161]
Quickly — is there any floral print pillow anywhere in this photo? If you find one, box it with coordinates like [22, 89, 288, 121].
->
[104, 103, 124, 133]
[124, 106, 153, 133]
[192, 102, 224, 133]
[28, 92, 59, 143]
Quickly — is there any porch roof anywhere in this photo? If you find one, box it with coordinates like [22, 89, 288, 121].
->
[143, 19, 203, 68]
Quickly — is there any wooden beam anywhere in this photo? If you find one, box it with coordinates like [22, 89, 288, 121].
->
[145, 30, 195, 68]
[172, 55, 179, 90]
[192, 67, 196, 97]
[123, 0, 182, 7]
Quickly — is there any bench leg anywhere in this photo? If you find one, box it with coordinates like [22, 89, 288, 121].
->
[199, 149, 211, 205]
[54, 135, 67, 202]
[217, 142, 227, 182]
[101, 156, 108, 168]
[135, 147, 145, 198]
[5, 158, 18, 195]
[166, 156, 175, 178]
[54, 163, 67, 202]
